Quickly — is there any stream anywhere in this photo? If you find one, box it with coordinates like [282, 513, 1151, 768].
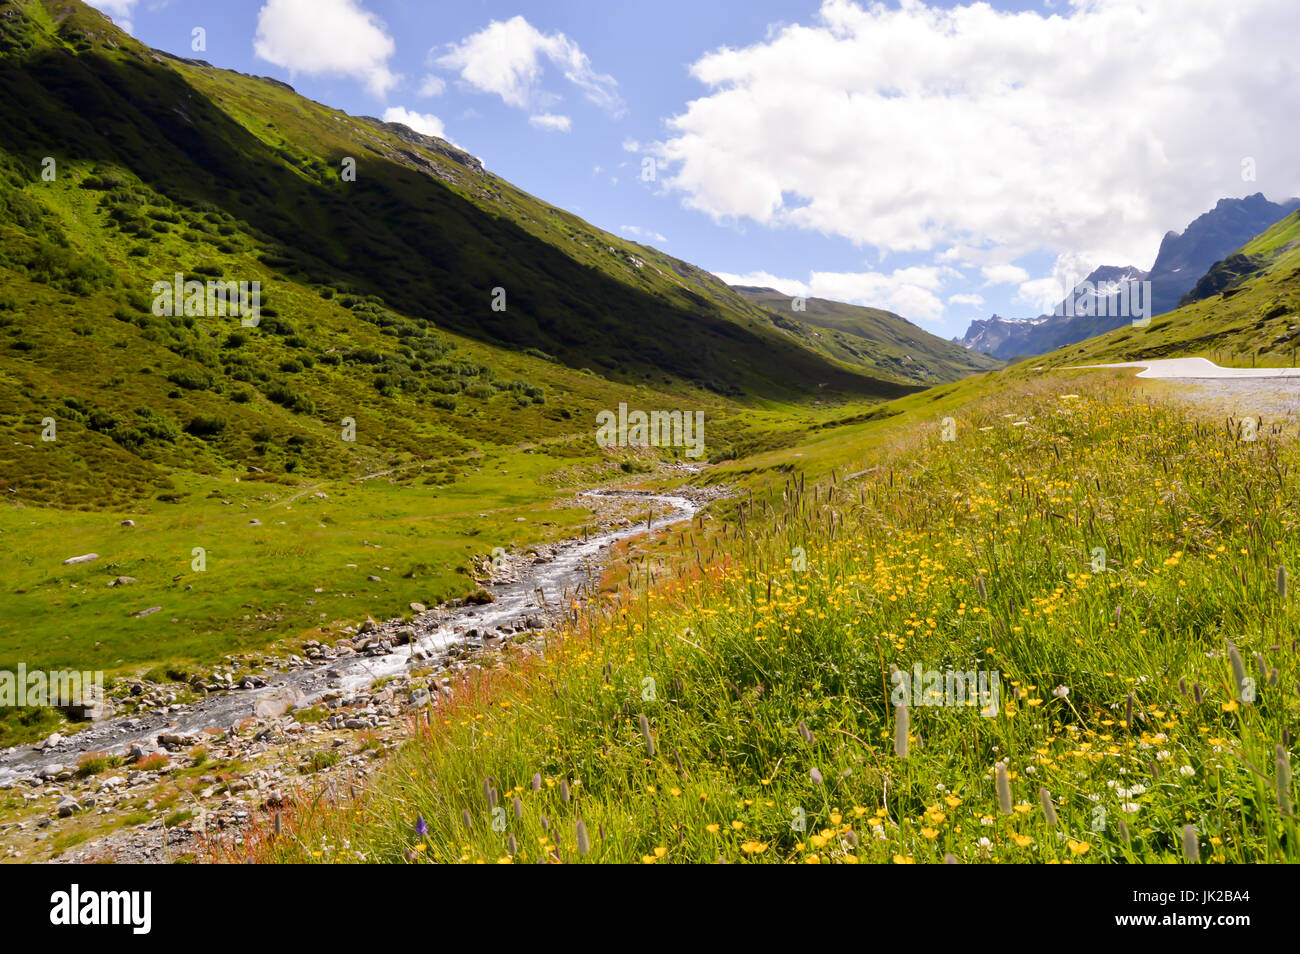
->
[0, 489, 702, 784]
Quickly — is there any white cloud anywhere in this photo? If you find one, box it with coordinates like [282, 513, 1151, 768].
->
[714, 271, 811, 297]
[1016, 278, 1067, 314]
[382, 106, 447, 140]
[529, 113, 572, 133]
[1016, 250, 1111, 312]
[659, 0, 1300, 272]
[948, 293, 985, 307]
[981, 264, 1029, 286]
[713, 266, 951, 323]
[86, 1, 137, 33]
[418, 75, 446, 98]
[253, 0, 398, 97]
[435, 16, 624, 116]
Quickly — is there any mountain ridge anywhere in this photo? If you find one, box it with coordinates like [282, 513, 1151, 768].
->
[731, 285, 1001, 385]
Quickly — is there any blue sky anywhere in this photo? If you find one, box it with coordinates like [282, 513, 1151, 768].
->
[89, 0, 1300, 338]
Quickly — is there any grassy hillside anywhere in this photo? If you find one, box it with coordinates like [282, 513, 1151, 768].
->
[1039, 211, 1300, 369]
[0, 0, 917, 404]
[733, 286, 1001, 385]
[259, 370, 1300, 863]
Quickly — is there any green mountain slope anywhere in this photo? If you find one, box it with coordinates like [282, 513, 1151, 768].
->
[732, 286, 1001, 385]
[0, 0, 919, 410]
[0, 0, 967, 512]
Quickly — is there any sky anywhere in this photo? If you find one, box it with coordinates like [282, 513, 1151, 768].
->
[87, 0, 1300, 338]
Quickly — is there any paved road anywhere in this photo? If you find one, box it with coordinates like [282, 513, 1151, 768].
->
[1067, 357, 1300, 379]
[1066, 357, 1300, 419]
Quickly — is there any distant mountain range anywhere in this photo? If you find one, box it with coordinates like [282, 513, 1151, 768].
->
[1041, 207, 1300, 368]
[957, 194, 1300, 360]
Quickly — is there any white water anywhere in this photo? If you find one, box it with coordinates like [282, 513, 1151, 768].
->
[0, 490, 701, 783]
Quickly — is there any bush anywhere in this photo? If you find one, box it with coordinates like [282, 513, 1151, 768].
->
[184, 414, 227, 437]
[264, 382, 315, 414]
[166, 368, 214, 391]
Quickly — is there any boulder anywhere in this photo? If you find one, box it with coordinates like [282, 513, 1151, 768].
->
[253, 687, 302, 720]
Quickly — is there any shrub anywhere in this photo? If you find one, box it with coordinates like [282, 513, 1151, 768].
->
[184, 414, 227, 437]
[166, 368, 214, 391]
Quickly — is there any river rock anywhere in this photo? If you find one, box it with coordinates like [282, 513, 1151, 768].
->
[253, 687, 302, 720]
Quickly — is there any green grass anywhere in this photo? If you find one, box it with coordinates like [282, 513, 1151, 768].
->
[259, 373, 1299, 863]
[0, 445, 621, 673]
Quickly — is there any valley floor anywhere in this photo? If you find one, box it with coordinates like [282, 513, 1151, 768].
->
[6, 369, 1299, 864]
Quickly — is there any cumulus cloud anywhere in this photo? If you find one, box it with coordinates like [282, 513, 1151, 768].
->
[714, 270, 811, 297]
[981, 264, 1029, 286]
[659, 0, 1300, 280]
[434, 16, 624, 120]
[713, 266, 952, 324]
[948, 293, 985, 307]
[254, 0, 398, 97]
[86, 0, 137, 33]
[529, 113, 572, 133]
[1015, 250, 1113, 312]
[382, 106, 447, 140]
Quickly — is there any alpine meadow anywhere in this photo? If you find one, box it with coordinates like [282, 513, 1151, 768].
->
[0, 0, 1296, 923]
